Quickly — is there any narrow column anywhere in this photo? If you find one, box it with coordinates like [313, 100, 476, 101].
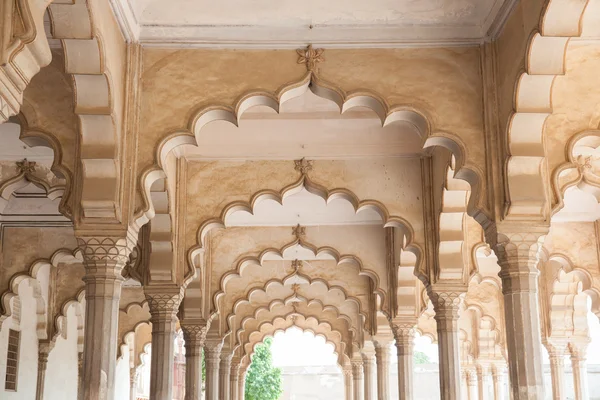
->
[491, 365, 506, 400]
[461, 370, 468, 400]
[352, 359, 365, 400]
[362, 351, 376, 400]
[429, 288, 463, 400]
[547, 345, 566, 400]
[130, 368, 139, 400]
[343, 367, 354, 400]
[230, 357, 241, 400]
[78, 236, 132, 400]
[238, 369, 247, 400]
[219, 353, 232, 400]
[466, 370, 478, 400]
[181, 322, 207, 400]
[570, 343, 590, 400]
[36, 342, 50, 400]
[495, 230, 546, 399]
[145, 288, 183, 400]
[78, 351, 84, 400]
[374, 341, 391, 400]
[392, 324, 415, 399]
[204, 341, 223, 400]
[476, 365, 487, 400]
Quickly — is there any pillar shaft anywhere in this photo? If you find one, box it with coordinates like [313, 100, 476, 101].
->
[352, 361, 365, 400]
[495, 231, 546, 399]
[492, 366, 505, 400]
[238, 370, 247, 400]
[78, 352, 84, 400]
[466, 370, 478, 400]
[548, 350, 566, 400]
[219, 355, 232, 400]
[393, 325, 415, 400]
[146, 289, 183, 400]
[344, 368, 354, 400]
[362, 354, 376, 400]
[204, 342, 222, 400]
[182, 323, 207, 400]
[230, 363, 240, 400]
[571, 350, 589, 400]
[476, 366, 487, 400]
[374, 343, 390, 400]
[78, 236, 131, 400]
[36, 346, 49, 400]
[430, 290, 463, 400]
[130, 369, 138, 400]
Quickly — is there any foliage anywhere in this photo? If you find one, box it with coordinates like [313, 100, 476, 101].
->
[244, 338, 283, 400]
[414, 350, 431, 364]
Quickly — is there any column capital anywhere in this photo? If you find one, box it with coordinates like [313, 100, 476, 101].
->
[391, 321, 416, 348]
[426, 287, 465, 321]
[145, 287, 184, 322]
[342, 366, 353, 378]
[77, 236, 135, 267]
[181, 320, 208, 352]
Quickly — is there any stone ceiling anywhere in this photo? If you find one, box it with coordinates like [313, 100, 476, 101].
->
[117, 0, 515, 45]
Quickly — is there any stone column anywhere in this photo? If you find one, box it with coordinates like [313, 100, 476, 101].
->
[429, 289, 463, 400]
[78, 236, 132, 400]
[204, 341, 223, 400]
[374, 341, 391, 400]
[230, 357, 241, 400]
[343, 366, 354, 400]
[362, 351, 376, 400]
[491, 365, 506, 400]
[36, 343, 50, 400]
[466, 370, 478, 400]
[219, 353, 233, 400]
[238, 369, 247, 400]
[352, 359, 365, 400]
[476, 365, 489, 400]
[495, 230, 546, 399]
[392, 324, 415, 399]
[130, 368, 139, 400]
[547, 344, 566, 400]
[145, 288, 184, 400]
[570, 342, 590, 400]
[461, 370, 468, 400]
[181, 322, 207, 400]
[78, 351, 84, 400]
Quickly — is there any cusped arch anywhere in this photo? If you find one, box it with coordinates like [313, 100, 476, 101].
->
[505, 0, 593, 220]
[52, 289, 85, 352]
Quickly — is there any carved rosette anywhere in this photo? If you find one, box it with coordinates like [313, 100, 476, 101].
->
[181, 322, 208, 355]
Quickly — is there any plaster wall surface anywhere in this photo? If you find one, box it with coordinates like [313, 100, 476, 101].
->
[44, 305, 79, 400]
[0, 281, 39, 399]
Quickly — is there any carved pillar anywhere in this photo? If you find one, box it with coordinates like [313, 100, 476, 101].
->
[546, 344, 566, 400]
[429, 289, 463, 400]
[219, 353, 233, 400]
[130, 368, 139, 400]
[362, 351, 376, 400]
[491, 365, 506, 400]
[476, 365, 489, 400]
[78, 351, 84, 400]
[145, 288, 184, 400]
[36, 343, 50, 400]
[570, 342, 590, 400]
[374, 341, 391, 400]
[352, 359, 364, 400]
[494, 230, 546, 399]
[204, 341, 223, 400]
[343, 366, 354, 400]
[230, 357, 241, 400]
[78, 236, 132, 400]
[238, 369, 247, 400]
[181, 322, 207, 400]
[466, 370, 478, 400]
[392, 324, 415, 399]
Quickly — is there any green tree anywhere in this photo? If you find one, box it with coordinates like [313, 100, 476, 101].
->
[244, 338, 283, 400]
[413, 350, 431, 364]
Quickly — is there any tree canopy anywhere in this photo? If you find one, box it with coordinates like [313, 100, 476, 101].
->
[244, 338, 283, 400]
